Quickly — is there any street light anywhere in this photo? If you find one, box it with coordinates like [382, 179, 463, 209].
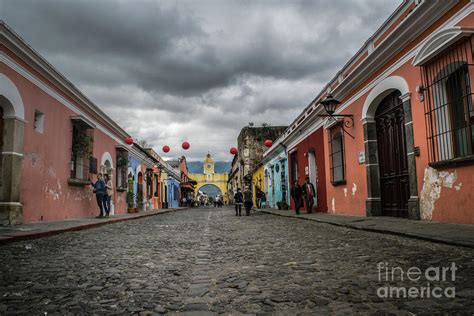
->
[320, 93, 340, 116]
[318, 93, 355, 139]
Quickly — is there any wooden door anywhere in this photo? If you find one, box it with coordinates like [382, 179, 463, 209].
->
[375, 91, 409, 218]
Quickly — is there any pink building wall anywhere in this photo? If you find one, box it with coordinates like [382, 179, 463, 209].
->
[1, 47, 128, 224]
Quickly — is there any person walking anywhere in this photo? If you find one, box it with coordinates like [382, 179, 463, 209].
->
[260, 191, 267, 209]
[244, 187, 253, 216]
[104, 174, 113, 217]
[91, 173, 106, 218]
[256, 188, 262, 209]
[234, 188, 243, 216]
[291, 180, 303, 215]
[302, 176, 316, 214]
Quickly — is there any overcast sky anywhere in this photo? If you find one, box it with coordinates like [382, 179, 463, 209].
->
[1, 0, 400, 161]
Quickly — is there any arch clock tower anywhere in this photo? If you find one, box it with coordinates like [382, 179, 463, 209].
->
[203, 153, 215, 175]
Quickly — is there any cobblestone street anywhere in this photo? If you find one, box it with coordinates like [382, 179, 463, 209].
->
[1, 207, 473, 314]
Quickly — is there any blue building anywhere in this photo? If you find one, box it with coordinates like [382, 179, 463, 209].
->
[263, 140, 289, 209]
[126, 145, 156, 211]
[167, 168, 181, 209]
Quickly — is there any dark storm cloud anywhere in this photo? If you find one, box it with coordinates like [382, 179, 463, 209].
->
[1, 0, 400, 160]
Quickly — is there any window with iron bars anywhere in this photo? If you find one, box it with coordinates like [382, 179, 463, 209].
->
[421, 37, 474, 167]
[70, 123, 93, 180]
[115, 149, 128, 190]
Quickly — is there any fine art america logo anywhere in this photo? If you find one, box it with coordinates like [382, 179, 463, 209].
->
[377, 262, 457, 299]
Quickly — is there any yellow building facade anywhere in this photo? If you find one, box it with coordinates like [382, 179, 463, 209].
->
[252, 164, 264, 207]
[190, 154, 229, 204]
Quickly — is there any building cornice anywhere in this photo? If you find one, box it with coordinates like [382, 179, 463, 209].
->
[270, 0, 465, 150]
[333, 0, 459, 102]
[0, 21, 130, 140]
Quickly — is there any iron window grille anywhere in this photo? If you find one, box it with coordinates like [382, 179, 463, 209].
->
[115, 149, 128, 190]
[329, 123, 346, 185]
[421, 37, 474, 167]
[70, 123, 93, 181]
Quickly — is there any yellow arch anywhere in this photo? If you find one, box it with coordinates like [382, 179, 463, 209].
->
[189, 173, 229, 204]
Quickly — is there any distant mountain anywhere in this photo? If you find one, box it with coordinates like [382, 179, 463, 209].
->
[188, 161, 231, 174]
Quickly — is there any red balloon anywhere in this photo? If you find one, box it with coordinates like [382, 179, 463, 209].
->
[125, 136, 134, 145]
[264, 139, 273, 148]
[162, 145, 170, 153]
[182, 141, 190, 150]
[230, 147, 238, 155]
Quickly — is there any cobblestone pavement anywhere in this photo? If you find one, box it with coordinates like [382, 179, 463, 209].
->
[0, 207, 473, 315]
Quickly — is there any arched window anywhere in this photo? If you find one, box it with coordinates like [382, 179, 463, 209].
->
[422, 37, 474, 165]
[329, 126, 345, 185]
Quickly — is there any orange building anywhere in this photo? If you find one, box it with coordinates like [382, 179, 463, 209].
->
[275, 0, 474, 224]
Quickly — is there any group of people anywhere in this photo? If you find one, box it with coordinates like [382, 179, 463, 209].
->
[232, 178, 315, 217]
[213, 196, 223, 207]
[291, 176, 316, 215]
[91, 173, 114, 218]
[255, 188, 267, 209]
[233, 187, 254, 216]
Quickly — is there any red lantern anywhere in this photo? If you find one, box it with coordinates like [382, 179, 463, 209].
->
[162, 145, 170, 153]
[264, 139, 273, 148]
[182, 141, 190, 150]
[230, 147, 238, 155]
[125, 136, 134, 145]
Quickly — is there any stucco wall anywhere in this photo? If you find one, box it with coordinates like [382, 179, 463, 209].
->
[1, 64, 128, 223]
[322, 52, 474, 224]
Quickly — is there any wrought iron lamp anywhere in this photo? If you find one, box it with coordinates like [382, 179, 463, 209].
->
[318, 93, 355, 139]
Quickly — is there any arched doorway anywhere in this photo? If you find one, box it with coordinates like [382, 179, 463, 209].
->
[362, 76, 419, 220]
[375, 91, 409, 218]
[100, 152, 114, 214]
[308, 150, 317, 208]
[0, 74, 25, 226]
[127, 171, 134, 210]
[137, 172, 144, 211]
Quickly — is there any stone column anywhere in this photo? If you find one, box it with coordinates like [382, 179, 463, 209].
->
[0, 117, 24, 226]
[400, 93, 420, 220]
[363, 119, 381, 216]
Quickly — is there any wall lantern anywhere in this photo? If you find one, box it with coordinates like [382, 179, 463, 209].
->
[318, 93, 355, 139]
[125, 136, 134, 145]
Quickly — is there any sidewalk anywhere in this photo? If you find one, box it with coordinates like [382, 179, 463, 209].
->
[0, 208, 186, 245]
[259, 208, 474, 249]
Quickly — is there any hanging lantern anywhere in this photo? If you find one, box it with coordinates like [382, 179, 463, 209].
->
[182, 141, 190, 150]
[125, 136, 134, 145]
[230, 147, 238, 155]
[162, 145, 170, 153]
[264, 139, 273, 148]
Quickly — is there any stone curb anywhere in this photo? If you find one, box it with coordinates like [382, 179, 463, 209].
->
[259, 209, 474, 249]
[0, 208, 188, 246]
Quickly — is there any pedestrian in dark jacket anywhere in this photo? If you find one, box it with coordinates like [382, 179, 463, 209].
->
[234, 188, 243, 216]
[291, 180, 303, 215]
[260, 191, 267, 209]
[91, 173, 107, 218]
[244, 188, 253, 216]
[256, 188, 262, 209]
[302, 176, 316, 213]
